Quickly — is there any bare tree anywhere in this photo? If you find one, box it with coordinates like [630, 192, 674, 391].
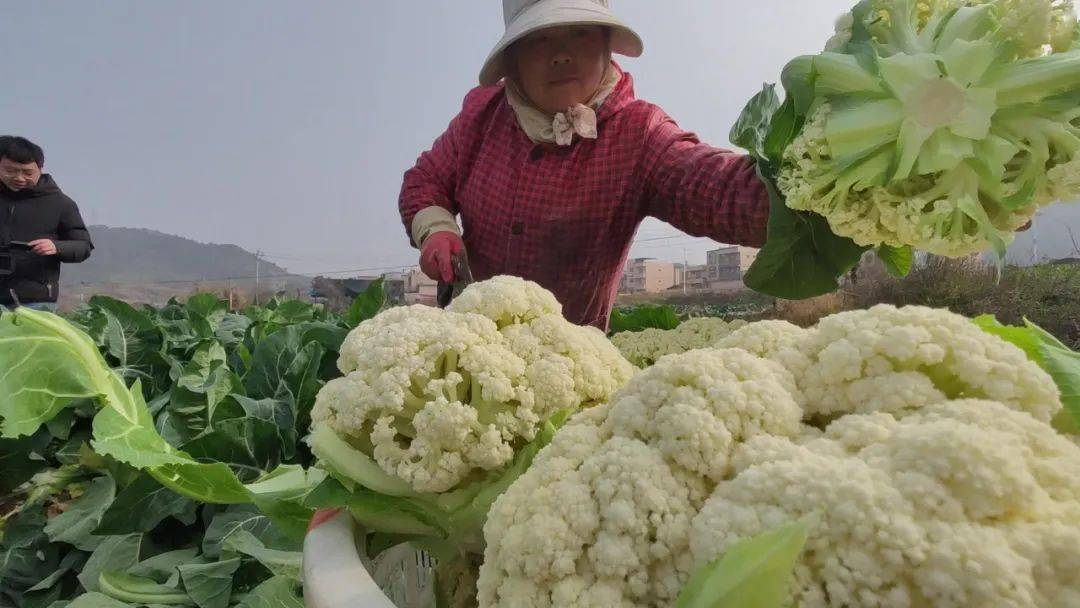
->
[1066, 226, 1080, 258]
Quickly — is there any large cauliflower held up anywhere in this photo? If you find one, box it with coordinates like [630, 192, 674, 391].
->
[311, 276, 634, 494]
[777, 0, 1080, 258]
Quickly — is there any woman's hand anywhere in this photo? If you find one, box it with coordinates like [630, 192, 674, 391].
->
[420, 231, 465, 283]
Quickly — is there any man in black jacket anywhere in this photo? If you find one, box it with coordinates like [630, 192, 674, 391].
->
[0, 136, 93, 310]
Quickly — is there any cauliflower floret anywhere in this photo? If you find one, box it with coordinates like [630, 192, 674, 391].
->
[824, 11, 855, 50]
[690, 399, 1080, 608]
[601, 348, 802, 483]
[311, 278, 632, 493]
[448, 275, 562, 327]
[502, 314, 635, 412]
[990, 0, 1078, 54]
[777, 305, 1062, 422]
[672, 317, 749, 347]
[478, 349, 803, 607]
[713, 319, 808, 359]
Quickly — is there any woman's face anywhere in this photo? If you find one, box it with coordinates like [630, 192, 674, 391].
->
[509, 25, 609, 114]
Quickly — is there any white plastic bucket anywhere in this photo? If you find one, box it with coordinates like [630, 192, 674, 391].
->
[303, 509, 436, 608]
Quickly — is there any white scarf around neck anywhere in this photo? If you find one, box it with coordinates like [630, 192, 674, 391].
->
[505, 64, 621, 146]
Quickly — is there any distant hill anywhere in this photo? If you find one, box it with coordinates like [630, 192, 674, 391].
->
[59, 225, 309, 307]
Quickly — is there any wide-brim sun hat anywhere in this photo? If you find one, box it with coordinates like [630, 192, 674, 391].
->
[479, 0, 644, 86]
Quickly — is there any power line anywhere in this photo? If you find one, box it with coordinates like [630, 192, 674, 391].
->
[67, 262, 417, 288]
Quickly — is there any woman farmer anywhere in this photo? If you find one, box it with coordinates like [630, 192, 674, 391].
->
[400, 0, 769, 329]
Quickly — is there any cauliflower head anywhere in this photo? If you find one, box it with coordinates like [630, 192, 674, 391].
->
[777, 0, 1080, 257]
[477, 349, 803, 607]
[690, 399, 1080, 607]
[311, 278, 633, 493]
[447, 274, 562, 327]
[611, 317, 749, 368]
[773, 304, 1062, 422]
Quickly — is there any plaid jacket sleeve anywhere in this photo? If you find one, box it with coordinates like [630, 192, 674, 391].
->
[399, 105, 467, 241]
[637, 109, 770, 248]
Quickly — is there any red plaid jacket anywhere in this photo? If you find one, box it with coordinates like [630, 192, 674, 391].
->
[399, 69, 769, 329]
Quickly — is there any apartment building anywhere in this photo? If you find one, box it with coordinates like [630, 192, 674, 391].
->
[621, 258, 682, 293]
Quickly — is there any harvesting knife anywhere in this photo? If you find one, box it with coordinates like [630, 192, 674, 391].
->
[436, 249, 474, 308]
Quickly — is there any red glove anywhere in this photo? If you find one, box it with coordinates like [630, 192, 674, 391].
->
[420, 231, 464, 283]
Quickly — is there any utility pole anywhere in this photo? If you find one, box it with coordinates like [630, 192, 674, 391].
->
[1030, 211, 1040, 265]
[254, 250, 263, 305]
[682, 248, 688, 295]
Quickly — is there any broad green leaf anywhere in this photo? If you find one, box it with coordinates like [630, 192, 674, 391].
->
[98, 571, 191, 605]
[268, 300, 318, 325]
[742, 167, 868, 299]
[675, 518, 812, 608]
[186, 293, 229, 330]
[877, 244, 915, 278]
[974, 316, 1080, 427]
[127, 547, 202, 581]
[211, 395, 297, 460]
[91, 377, 190, 469]
[0, 436, 47, 493]
[246, 466, 327, 541]
[302, 477, 353, 511]
[180, 417, 283, 482]
[346, 488, 447, 537]
[44, 476, 116, 551]
[44, 408, 78, 441]
[14, 585, 66, 608]
[244, 323, 344, 404]
[780, 55, 816, 116]
[248, 495, 314, 544]
[216, 314, 253, 353]
[223, 530, 302, 580]
[0, 309, 112, 437]
[177, 558, 240, 608]
[77, 534, 143, 592]
[763, 97, 798, 164]
[148, 460, 252, 505]
[730, 84, 782, 160]
[973, 315, 1042, 360]
[1, 508, 59, 588]
[94, 473, 196, 535]
[26, 550, 88, 592]
[85, 296, 163, 378]
[201, 505, 296, 558]
[234, 576, 303, 608]
[166, 345, 242, 442]
[1023, 321, 1080, 427]
[346, 278, 386, 328]
[54, 432, 91, 465]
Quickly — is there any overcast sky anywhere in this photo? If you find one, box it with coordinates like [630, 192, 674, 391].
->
[4, 1, 1075, 275]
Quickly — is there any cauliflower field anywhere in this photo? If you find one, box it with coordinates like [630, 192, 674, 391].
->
[2, 277, 1079, 608]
